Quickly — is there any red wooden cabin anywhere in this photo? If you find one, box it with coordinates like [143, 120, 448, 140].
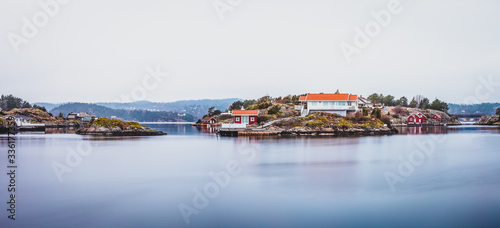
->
[232, 110, 259, 125]
[408, 113, 426, 125]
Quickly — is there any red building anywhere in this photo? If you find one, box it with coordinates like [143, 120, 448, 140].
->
[232, 110, 259, 125]
[431, 114, 442, 121]
[408, 113, 426, 125]
[201, 116, 216, 125]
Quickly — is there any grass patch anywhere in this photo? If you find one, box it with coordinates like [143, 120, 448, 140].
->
[91, 118, 148, 129]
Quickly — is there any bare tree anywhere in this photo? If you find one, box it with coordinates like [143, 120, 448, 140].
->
[414, 95, 425, 107]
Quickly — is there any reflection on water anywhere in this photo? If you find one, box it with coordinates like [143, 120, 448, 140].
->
[397, 125, 500, 135]
[45, 127, 78, 134]
[0, 124, 499, 228]
[39, 124, 500, 137]
[142, 123, 216, 136]
[196, 126, 218, 134]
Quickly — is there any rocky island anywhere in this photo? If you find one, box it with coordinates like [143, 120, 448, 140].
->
[200, 94, 462, 137]
[206, 97, 400, 136]
[76, 118, 166, 136]
[0, 105, 166, 136]
[475, 115, 500, 125]
[474, 108, 500, 125]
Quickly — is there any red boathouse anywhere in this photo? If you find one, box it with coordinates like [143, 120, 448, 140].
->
[201, 116, 216, 125]
[408, 113, 426, 125]
[232, 110, 259, 125]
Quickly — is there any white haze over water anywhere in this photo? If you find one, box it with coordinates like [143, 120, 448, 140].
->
[0, 0, 499, 103]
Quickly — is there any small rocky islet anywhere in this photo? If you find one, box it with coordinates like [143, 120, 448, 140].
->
[76, 118, 166, 136]
[475, 115, 500, 125]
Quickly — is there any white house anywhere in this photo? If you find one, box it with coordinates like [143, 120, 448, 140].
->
[357, 96, 373, 108]
[3, 115, 44, 127]
[298, 91, 358, 117]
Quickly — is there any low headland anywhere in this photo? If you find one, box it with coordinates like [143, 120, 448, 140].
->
[475, 115, 500, 125]
[76, 118, 166, 136]
[0, 108, 166, 136]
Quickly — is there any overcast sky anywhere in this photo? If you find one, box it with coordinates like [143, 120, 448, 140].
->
[1, 0, 499, 104]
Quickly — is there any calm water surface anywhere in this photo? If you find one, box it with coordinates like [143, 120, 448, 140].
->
[1, 124, 499, 228]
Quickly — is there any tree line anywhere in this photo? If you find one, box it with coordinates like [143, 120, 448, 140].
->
[448, 103, 500, 115]
[51, 103, 195, 122]
[0, 94, 47, 112]
[367, 93, 449, 112]
[230, 95, 304, 110]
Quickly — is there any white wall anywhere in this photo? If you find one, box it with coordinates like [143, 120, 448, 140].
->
[307, 101, 357, 111]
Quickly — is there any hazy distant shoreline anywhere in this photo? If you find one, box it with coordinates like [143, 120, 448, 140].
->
[140, 122, 194, 124]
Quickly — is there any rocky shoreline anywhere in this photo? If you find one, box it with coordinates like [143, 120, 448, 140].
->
[279, 126, 399, 136]
[76, 129, 166, 136]
[475, 115, 500, 125]
[219, 125, 399, 137]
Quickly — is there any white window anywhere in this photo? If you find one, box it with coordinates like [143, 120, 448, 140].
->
[236, 117, 240, 122]
[250, 117, 254, 122]
[312, 102, 317, 106]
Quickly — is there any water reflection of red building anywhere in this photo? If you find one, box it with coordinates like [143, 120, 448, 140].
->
[401, 126, 446, 135]
[195, 126, 217, 134]
[408, 126, 423, 134]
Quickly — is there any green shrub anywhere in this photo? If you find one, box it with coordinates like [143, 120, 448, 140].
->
[335, 119, 353, 127]
[306, 120, 323, 127]
[380, 115, 391, 126]
[362, 108, 369, 116]
[259, 102, 272, 109]
[371, 108, 381, 119]
[257, 116, 270, 124]
[361, 119, 384, 128]
[268, 105, 280, 115]
[92, 118, 147, 129]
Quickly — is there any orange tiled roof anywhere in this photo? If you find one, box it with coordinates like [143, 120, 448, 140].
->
[232, 110, 259, 115]
[299, 96, 306, 101]
[304, 93, 357, 101]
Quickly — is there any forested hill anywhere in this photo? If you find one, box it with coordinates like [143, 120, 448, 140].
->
[95, 98, 238, 119]
[36, 98, 238, 119]
[448, 103, 500, 115]
[50, 103, 195, 122]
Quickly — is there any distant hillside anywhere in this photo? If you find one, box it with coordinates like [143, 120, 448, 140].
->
[34, 102, 60, 111]
[96, 98, 238, 119]
[448, 103, 500, 115]
[38, 98, 238, 119]
[50, 103, 195, 122]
